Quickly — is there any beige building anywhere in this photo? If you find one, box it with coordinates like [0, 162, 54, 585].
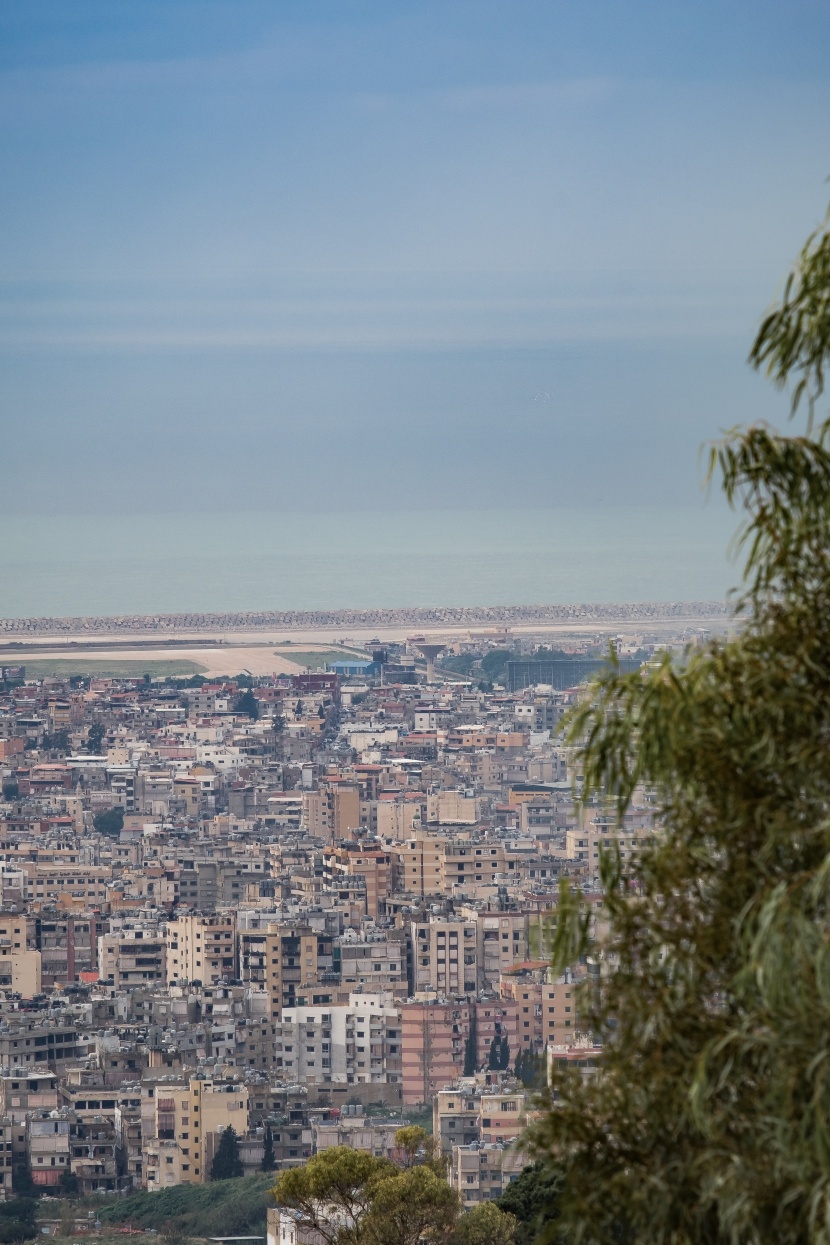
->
[322, 842, 392, 919]
[239, 923, 319, 1019]
[450, 1141, 524, 1208]
[303, 783, 361, 841]
[0, 1069, 58, 1123]
[409, 917, 478, 997]
[99, 924, 165, 989]
[500, 965, 584, 1048]
[166, 914, 237, 987]
[143, 1075, 249, 1188]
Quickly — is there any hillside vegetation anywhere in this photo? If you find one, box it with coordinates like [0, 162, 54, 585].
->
[96, 1175, 274, 1238]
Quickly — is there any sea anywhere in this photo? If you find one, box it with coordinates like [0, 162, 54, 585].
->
[0, 506, 740, 620]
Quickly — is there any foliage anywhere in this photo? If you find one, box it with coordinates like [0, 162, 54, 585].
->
[1, 782, 18, 802]
[273, 1146, 458, 1245]
[527, 206, 830, 1243]
[160, 1225, 190, 1245]
[59, 1169, 79, 1196]
[488, 1035, 511, 1071]
[260, 1123, 276, 1172]
[463, 1012, 477, 1077]
[42, 729, 71, 752]
[481, 649, 515, 683]
[450, 1200, 518, 1245]
[93, 806, 124, 838]
[210, 1125, 244, 1181]
[496, 1164, 565, 1245]
[86, 722, 106, 753]
[394, 1125, 430, 1167]
[12, 1160, 35, 1197]
[0, 1198, 38, 1243]
[439, 653, 479, 678]
[233, 688, 260, 720]
[514, 1049, 545, 1088]
[361, 1165, 459, 1245]
[273, 1147, 395, 1245]
[749, 204, 830, 421]
[97, 1173, 274, 1237]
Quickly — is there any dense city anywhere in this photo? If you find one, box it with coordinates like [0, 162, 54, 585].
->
[0, 629, 676, 1238]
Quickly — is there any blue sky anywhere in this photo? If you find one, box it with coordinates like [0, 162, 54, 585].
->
[2, 0, 830, 514]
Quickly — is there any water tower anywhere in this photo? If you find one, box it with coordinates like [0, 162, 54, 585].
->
[408, 636, 447, 684]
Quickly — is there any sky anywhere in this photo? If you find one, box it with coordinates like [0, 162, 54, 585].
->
[2, 0, 830, 515]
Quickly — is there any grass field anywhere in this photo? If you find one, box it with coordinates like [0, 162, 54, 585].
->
[21, 658, 208, 678]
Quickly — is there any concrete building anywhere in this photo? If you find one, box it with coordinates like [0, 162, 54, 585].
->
[143, 1074, 249, 1188]
[166, 914, 237, 987]
[401, 1000, 472, 1105]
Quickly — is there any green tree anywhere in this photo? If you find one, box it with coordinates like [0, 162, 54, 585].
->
[43, 729, 71, 752]
[394, 1125, 429, 1168]
[496, 1164, 564, 1245]
[93, 806, 124, 838]
[0, 1197, 39, 1243]
[514, 1050, 544, 1089]
[273, 1147, 395, 1245]
[11, 1160, 35, 1198]
[488, 1035, 510, 1071]
[210, 1126, 244, 1181]
[86, 722, 105, 753]
[450, 1201, 517, 1245]
[361, 1165, 458, 1245]
[463, 1009, 477, 1077]
[1, 782, 18, 802]
[233, 688, 260, 720]
[58, 1170, 79, 1198]
[528, 205, 830, 1243]
[260, 1124, 276, 1173]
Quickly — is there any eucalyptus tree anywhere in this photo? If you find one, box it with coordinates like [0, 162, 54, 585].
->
[528, 206, 830, 1245]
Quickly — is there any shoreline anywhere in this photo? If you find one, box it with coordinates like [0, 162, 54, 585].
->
[0, 600, 731, 640]
[0, 603, 735, 676]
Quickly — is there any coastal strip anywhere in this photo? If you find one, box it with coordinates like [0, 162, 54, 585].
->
[0, 601, 731, 637]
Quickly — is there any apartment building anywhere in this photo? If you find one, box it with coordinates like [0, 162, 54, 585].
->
[34, 913, 101, 986]
[27, 1111, 71, 1190]
[0, 1069, 58, 1122]
[166, 914, 237, 987]
[477, 1087, 527, 1144]
[500, 965, 584, 1048]
[337, 929, 408, 998]
[0, 1020, 82, 1073]
[281, 994, 402, 1087]
[409, 917, 478, 997]
[239, 923, 320, 1019]
[322, 842, 392, 919]
[450, 1141, 524, 1208]
[302, 783, 361, 841]
[99, 923, 166, 989]
[433, 1085, 481, 1155]
[142, 1075, 249, 1188]
[401, 1000, 472, 1105]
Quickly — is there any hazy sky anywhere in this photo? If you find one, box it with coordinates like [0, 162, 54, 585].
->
[3, 0, 830, 514]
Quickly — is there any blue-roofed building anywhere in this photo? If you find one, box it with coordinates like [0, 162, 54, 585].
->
[327, 658, 378, 677]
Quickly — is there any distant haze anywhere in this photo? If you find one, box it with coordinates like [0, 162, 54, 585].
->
[2, 2, 829, 589]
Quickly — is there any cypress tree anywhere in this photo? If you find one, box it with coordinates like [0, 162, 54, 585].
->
[260, 1123, 276, 1173]
[210, 1125, 244, 1181]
